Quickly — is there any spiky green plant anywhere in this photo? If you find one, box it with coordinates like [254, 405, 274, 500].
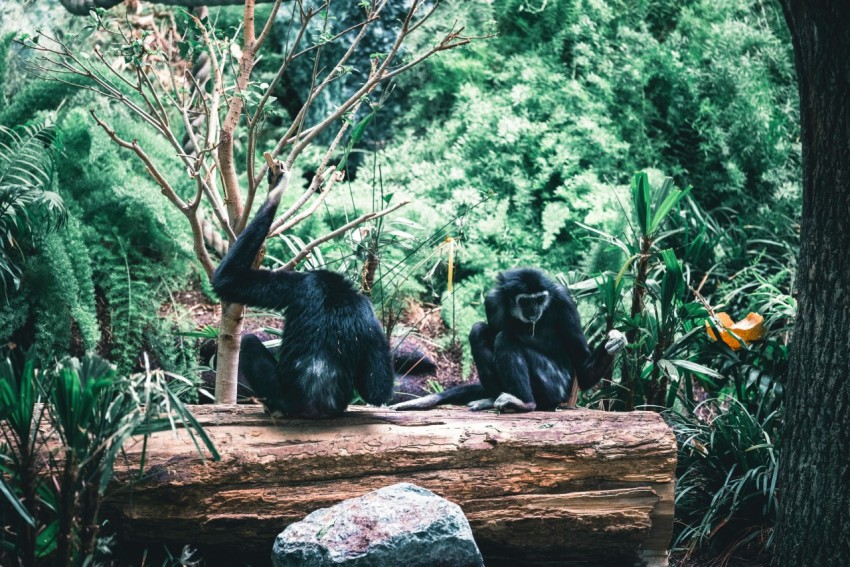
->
[572, 172, 716, 411]
[0, 349, 218, 565]
[667, 396, 781, 558]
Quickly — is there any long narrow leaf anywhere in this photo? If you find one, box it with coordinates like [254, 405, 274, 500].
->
[631, 172, 651, 236]
[0, 476, 35, 527]
[650, 184, 691, 234]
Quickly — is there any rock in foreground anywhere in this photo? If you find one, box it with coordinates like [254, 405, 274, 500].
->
[272, 482, 484, 567]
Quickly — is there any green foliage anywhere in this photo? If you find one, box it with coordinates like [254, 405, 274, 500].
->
[0, 9, 203, 373]
[0, 95, 196, 374]
[560, 167, 791, 558]
[21, 227, 99, 358]
[566, 172, 711, 410]
[0, 121, 67, 298]
[0, 33, 12, 114]
[0, 349, 218, 565]
[381, 0, 798, 326]
[0, 79, 78, 130]
[57, 104, 196, 373]
[321, 0, 799, 387]
[667, 395, 780, 557]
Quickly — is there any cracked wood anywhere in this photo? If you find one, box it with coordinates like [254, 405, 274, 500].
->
[102, 406, 676, 566]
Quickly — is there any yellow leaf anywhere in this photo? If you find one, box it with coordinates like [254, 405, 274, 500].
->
[706, 312, 765, 350]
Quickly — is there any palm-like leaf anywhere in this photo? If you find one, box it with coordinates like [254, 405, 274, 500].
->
[0, 122, 67, 298]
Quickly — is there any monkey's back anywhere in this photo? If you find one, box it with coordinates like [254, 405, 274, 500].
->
[274, 270, 389, 416]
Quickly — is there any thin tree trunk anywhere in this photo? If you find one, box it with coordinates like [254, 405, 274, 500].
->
[776, 1, 850, 565]
[214, 302, 245, 404]
[622, 236, 651, 411]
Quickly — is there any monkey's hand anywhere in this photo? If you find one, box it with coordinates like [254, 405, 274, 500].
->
[266, 160, 289, 205]
[604, 329, 627, 355]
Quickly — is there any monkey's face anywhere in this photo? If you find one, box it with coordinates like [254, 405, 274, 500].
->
[512, 291, 550, 324]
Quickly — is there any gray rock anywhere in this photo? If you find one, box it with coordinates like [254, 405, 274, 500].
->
[272, 482, 485, 567]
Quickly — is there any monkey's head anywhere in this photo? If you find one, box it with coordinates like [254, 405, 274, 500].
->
[512, 290, 550, 323]
[498, 268, 553, 324]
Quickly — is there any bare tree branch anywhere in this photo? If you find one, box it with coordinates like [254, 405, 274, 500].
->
[269, 169, 342, 237]
[90, 110, 187, 211]
[276, 200, 410, 272]
[255, 0, 284, 53]
[90, 110, 218, 277]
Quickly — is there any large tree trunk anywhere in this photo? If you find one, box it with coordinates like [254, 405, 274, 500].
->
[776, 1, 850, 565]
[101, 406, 676, 566]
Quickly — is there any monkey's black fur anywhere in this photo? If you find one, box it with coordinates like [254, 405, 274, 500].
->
[211, 178, 394, 418]
[392, 268, 623, 412]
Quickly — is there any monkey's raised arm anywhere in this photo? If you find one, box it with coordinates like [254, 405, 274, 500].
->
[211, 187, 305, 310]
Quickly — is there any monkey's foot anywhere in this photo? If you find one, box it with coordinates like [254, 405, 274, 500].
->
[389, 394, 440, 411]
[494, 393, 536, 413]
[468, 398, 496, 411]
[605, 329, 628, 355]
[260, 402, 286, 419]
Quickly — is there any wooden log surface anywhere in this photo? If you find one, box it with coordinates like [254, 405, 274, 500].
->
[102, 406, 677, 566]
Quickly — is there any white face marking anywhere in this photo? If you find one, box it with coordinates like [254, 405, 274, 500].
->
[512, 290, 551, 324]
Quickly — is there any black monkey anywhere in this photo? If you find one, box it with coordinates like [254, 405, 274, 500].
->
[391, 268, 627, 412]
[211, 167, 394, 418]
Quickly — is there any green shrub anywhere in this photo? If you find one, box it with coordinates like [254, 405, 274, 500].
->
[14, 227, 99, 360]
[355, 0, 799, 349]
[57, 105, 197, 373]
[0, 100, 198, 374]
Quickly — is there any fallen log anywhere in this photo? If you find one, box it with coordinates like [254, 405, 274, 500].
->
[102, 406, 676, 566]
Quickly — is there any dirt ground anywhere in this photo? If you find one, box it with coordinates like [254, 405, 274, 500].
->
[387, 300, 473, 404]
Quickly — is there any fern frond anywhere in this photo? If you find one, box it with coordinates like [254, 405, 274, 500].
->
[0, 123, 58, 191]
[0, 121, 66, 299]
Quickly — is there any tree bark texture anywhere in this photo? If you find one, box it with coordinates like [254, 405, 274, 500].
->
[101, 406, 676, 566]
[214, 301, 245, 403]
[777, 1, 850, 565]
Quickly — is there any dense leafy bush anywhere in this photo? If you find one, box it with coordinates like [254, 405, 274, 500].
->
[0, 122, 67, 299]
[324, 0, 799, 373]
[57, 104, 198, 372]
[668, 394, 781, 557]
